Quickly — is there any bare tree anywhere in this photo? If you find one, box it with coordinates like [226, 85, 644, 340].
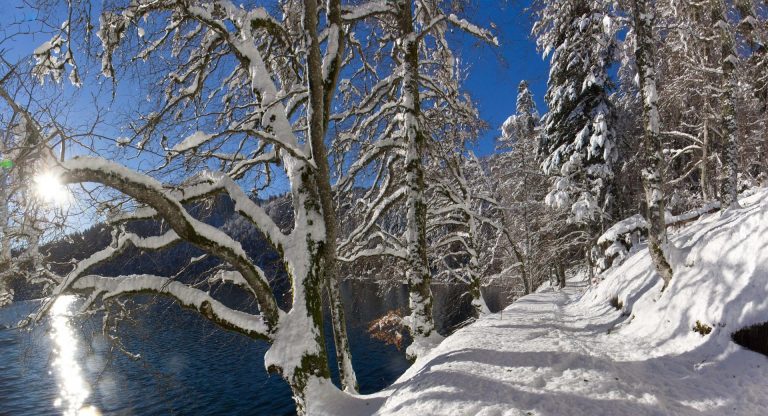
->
[15, 0, 395, 410]
[715, 0, 741, 209]
[632, 0, 674, 289]
[334, 0, 495, 358]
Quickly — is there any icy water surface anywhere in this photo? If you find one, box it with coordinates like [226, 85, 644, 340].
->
[0, 281, 508, 415]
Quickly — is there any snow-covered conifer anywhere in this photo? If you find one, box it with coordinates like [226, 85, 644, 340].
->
[533, 0, 619, 228]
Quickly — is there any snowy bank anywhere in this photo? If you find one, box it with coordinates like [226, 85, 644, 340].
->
[340, 188, 768, 415]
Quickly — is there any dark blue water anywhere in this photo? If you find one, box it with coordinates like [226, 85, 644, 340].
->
[0, 281, 509, 415]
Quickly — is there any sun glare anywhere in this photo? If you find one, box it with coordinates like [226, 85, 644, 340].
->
[50, 295, 101, 416]
[34, 172, 70, 206]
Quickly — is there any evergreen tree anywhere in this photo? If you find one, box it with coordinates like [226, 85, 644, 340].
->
[533, 0, 619, 228]
[494, 81, 548, 293]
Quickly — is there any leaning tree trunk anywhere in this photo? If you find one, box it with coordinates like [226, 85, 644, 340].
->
[633, 0, 674, 290]
[301, 0, 358, 393]
[397, 0, 436, 359]
[512, 244, 531, 295]
[586, 242, 595, 284]
[498, 206, 530, 295]
[715, 0, 741, 209]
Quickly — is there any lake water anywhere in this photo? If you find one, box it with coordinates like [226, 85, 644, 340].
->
[0, 281, 512, 415]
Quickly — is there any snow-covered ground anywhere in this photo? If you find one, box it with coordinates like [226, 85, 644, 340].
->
[326, 188, 768, 415]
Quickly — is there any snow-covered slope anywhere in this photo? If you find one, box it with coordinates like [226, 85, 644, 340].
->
[360, 188, 768, 415]
[581, 188, 768, 359]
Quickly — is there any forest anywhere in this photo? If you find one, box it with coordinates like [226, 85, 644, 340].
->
[0, 1, 767, 415]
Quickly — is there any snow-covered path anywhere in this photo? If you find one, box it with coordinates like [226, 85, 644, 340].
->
[371, 276, 767, 416]
[317, 190, 768, 416]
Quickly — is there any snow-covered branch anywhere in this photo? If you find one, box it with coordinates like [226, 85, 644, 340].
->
[73, 274, 270, 339]
[56, 156, 280, 328]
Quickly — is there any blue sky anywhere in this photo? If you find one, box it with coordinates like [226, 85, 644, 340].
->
[1, 1, 547, 153]
[0, 0, 549, 228]
[0, 1, 548, 203]
[455, 1, 548, 156]
[0, 1, 548, 230]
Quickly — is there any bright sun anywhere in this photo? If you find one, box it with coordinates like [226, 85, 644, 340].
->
[34, 172, 70, 206]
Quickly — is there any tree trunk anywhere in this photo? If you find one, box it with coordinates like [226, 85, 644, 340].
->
[468, 269, 489, 318]
[512, 243, 531, 295]
[467, 215, 489, 317]
[266, 162, 332, 415]
[301, 0, 357, 392]
[763, 116, 768, 180]
[0, 176, 11, 307]
[397, 0, 436, 358]
[701, 118, 711, 200]
[282, 243, 330, 415]
[633, 0, 674, 290]
[495, 196, 530, 295]
[715, 0, 741, 209]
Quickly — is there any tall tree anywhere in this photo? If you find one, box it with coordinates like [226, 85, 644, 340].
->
[22, 0, 391, 410]
[0, 63, 74, 307]
[396, 0, 435, 355]
[428, 144, 494, 317]
[334, 0, 495, 358]
[655, 0, 720, 202]
[632, 0, 674, 289]
[715, 0, 742, 208]
[302, 0, 358, 393]
[0, 84, 47, 306]
[533, 0, 619, 229]
[494, 80, 548, 295]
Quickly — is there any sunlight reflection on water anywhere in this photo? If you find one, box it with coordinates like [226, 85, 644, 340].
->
[50, 295, 101, 416]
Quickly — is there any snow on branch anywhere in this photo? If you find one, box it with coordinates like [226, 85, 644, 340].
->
[336, 137, 399, 191]
[597, 214, 647, 246]
[338, 245, 406, 262]
[208, 269, 252, 293]
[94, 0, 312, 164]
[90, 169, 288, 274]
[74, 274, 270, 339]
[27, 228, 180, 325]
[70, 229, 180, 281]
[341, 2, 395, 21]
[55, 156, 280, 328]
[445, 14, 498, 46]
[203, 173, 289, 251]
[171, 131, 214, 153]
[338, 187, 407, 256]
